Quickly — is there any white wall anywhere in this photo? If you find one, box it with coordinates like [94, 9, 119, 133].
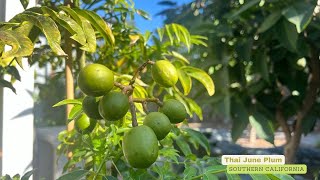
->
[0, 0, 36, 177]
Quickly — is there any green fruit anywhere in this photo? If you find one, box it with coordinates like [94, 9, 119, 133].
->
[160, 99, 187, 124]
[143, 112, 172, 140]
[98, 91, 129, 121]
[151, 60, 178, 87]
[78, 63, 114, 97]
[82, 96, 102, 119]
[75, 113, 97, 133]
[122, 125, 159, 168]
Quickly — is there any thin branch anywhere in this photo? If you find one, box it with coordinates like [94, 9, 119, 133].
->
[129, 95, 138, 127]
[114, 81, 125, 90]
[142, 102, 149, 113]
[276, 105, 291, 142]
[129, 60, 154, 85]
[133, 97, 163, 107]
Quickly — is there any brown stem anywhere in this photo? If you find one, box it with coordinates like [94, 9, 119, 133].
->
[133, 97, 163, 107]
[142, 102, 149, 113]
[276, 105, 291, 142]
[115, 60, 156, 127]
[114, 82, 125, 90]
[129, 95, 138, 127]
[129, 60, 154, 85]
[285, 45, 320, 163]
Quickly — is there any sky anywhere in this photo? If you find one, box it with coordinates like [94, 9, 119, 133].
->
[133, 0, 192, 33]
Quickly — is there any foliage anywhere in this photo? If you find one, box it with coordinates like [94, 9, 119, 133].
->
[159, 0, 320, 162]
[0, 169, 35, 180]
[0, 0, 295, 178]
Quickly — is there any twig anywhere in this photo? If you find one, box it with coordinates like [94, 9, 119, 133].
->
[142, 102, 149, 113]
[129, 95, 138, 127]
[276, 105, 291, 142]
[112, 160, 123, 179]
[133, 97, 163, 107]
[114, 82, 125, 90]
[93, 154, 108, 180]
[129, 60, 154, 85]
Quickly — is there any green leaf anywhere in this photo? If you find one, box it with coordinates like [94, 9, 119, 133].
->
[57, 170, 90, 180]
[250, 112, 275, 144]
[136, 9, 151, 20]
[190, 35, 207, 47]
[258, 11, 282, 33]
[21, 169, 36, 180]
[203, 173, 219, 180]
[7, 66, 21, 81]
[276, 18, 298, 52]
[175, 137, 192, 156]
[158, 147, 179, 163]
[253, 51, 269, 82]
[12, 174, 20, 180]
[13, 12, 66, 56]
[157, 28, 164, 42]
[0, 79, 16, 94]
[231, 97, 249, 141]
[302, 115, 317, 135]
[41, 7, 92, 51]
[175, 24, 191, 51]
[20, 0, 29, 9]
[226, 174, 241, 180]
[78, 16, 97, 52]
[177, 69, 192, 95]
[183, 128, 210, 154]
[229, 0, 260, 19]
[250, 174, 271, 180]
[68, 105, 83, 120]
[2, 174, 12, 180]
[183, 166, 197, 179]
[171, 51, 190, 64]
[165, 25, 174, 45]
[73, 8, 115, 46]
[267, 174, 294, 180]
[282, 2, 314, 33]
[181, 66, 215, 96]
[184, 97, 203, 120]
[59, 7, 97, 52]
[53, 99, 82, 107]
[102, 176, 118, 180]
[205, 165, 227, 174]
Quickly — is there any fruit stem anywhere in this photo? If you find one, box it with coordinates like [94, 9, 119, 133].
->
[133, 97, 163, 107]
[129, 95, 138, 127]
[129, 60, 154, 85]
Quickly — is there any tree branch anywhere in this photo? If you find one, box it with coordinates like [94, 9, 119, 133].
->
[129, 95, 138, 127]
[133, 97, 163, 107]
[129, 60, 154, 85]
[285, 44, 320, 163]
[276, 105, 291, 142]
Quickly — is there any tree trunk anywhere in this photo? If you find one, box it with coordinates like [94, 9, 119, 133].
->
[64, 1, 75, 132]
[284, 45, 320, 163]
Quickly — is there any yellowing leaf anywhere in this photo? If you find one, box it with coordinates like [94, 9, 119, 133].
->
[129, 34, 140, 45]
[181, 66, 215, 96]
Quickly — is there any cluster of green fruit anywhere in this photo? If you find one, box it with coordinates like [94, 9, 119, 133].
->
[75, 61, 187, 168]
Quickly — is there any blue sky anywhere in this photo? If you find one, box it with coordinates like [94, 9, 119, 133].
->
[133, 0, 192, 33]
